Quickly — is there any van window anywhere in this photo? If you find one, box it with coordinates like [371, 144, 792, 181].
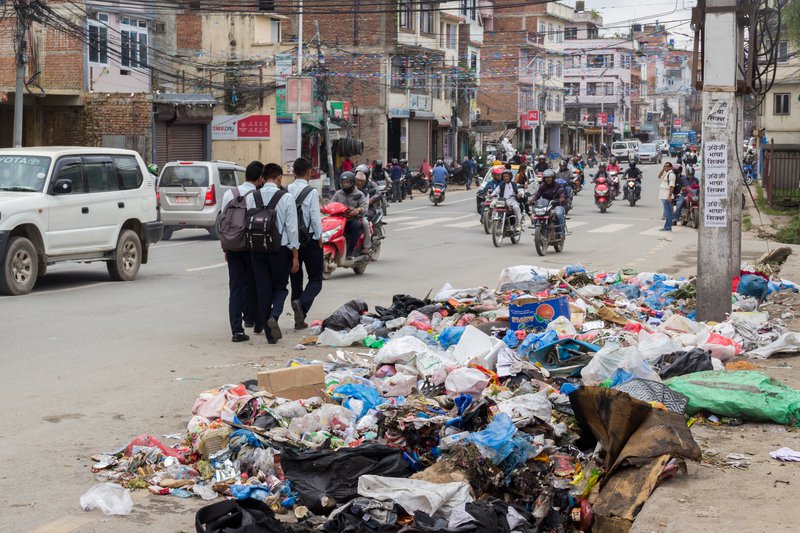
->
[160, 165, 209, 187]
[84, 157, 121, 192]
[218, 169, 238, 187]
[612, 143, 627, 150]
[235, 169, 246, 185]
[114, 156, 144, 190]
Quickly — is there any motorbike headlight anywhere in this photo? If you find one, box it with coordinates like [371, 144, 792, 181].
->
[533, 208, 547, 216]
[321, 228, 337, 242]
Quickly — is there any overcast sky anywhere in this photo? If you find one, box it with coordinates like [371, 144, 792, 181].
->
[581, 0, 698, 48]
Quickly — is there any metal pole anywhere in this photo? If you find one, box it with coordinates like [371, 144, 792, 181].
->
[296, 0, 304, 159]
[452, 57, 458, 162]
[13, 12, 28, 148]
[696, 0, 743, 321]
[317, 21, 335, 185]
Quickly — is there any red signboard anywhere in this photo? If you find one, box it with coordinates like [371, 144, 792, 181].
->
[527, 110, 539, 125]
[674, 118, 682, 127]
[596, 112, 607, 126]
[287, 77, 314, 114]
[236, 115, 271, 138]
[519, 114, 532, 130]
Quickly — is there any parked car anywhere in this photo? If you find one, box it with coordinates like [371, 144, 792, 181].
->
[157, 160, 246, 240]
[611, 141, 637, 162]
[0, 147, 162, 295]
[636, 143, 662, 164]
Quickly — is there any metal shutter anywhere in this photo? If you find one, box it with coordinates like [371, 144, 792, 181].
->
[168, 124, 205, 162]
[155, 121, 168, 167]
[407, 120, 430, 169]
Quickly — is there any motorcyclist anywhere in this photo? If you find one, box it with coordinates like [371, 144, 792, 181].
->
[684, 147, 698, 166]
[588, 144, 597, 165]
[399, 158, 413, 199]
[622, 159, 643, 200]
[673, 165, 700, 223]
[330, 172, 369, 259]
[484, 165, 504, 194]
[354, 166, 378, 251]
[490, 169, 525, 231]
[532, 169, 567, 237]
[431, 159, 448, 190]
[533, 154, 550, 173]
[556, 161, 572, 182]
[606, 157, 622, 174]
[600, 143, 610, 159]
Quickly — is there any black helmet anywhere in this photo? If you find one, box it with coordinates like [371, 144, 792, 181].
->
[598, 162, 607, 170]
[542, 169, 556, 181]
[559, 161, 567, 170]
[374, 160, 383, 167]
[339, 171, 356, 189]
[629, 160, 637, 168]
[399, 159, 407, 164]
[673, 163, 683, 175]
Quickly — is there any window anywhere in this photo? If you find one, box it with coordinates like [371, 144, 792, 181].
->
[774, 93, 790, 115]
[547, 59, 554, 76]
[114, 156, 143, 190]
[546, 95, 552, 112]
[410, 61, 427, 91]
[420, 3, 434, 34]
[587, 28, 599, 39]
[586, 82, 598, 95]
[121, 18, 148, 69]
[461, 0, 476, 20]
[88, 14, 108, 65]
[604, 82, 614, 96]
[547, 23, 554, 42]
[446, 24, 457, 49]
[391, 56, 408, 89]
[84, 157, 120, 192]
[564, 82, 579, 96]
[556, 60, 562, 77]
[218, 169, 238, 187]
[398, 0, 413, 30]
[565, 27, 577, 40]
[778, 41, 789, 63]
[587, 54, 613, 68]
[271, 20, 281, 43]
[470, 52, 478, 71]
[235, 170, 246, 185]
[555, 95, 561, 112]
[53, 158, 85, 194]
[622, 54, 631, 68]
[257, 0, 275, 11]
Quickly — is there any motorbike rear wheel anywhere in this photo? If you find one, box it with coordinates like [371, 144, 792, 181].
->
[534, 226, 547, 256]
[510, 225, 521, 244]
[381, 196, 389, 215]
[417, 182, 429, 194]
[492, 216, 505, 247]
[482, 211, 491, 234]
[369, 240, 381, 261]
[554, 233, 564, 253]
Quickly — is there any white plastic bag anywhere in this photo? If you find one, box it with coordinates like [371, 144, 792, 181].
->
[749, 332, 800, 359]
[445, 367, 490, 398]
[316, 324, 368, 347]
[375, 373, 417, 397]
[581, 342, 661, 385]
[450, 325, 504, 369]
[80, 483, 133, 515]
[375, 336, 429, 365]
[358, 475, 473, 519]
[497, 392, 552, 427]
[547, 316, 577, 337]
[637, 331, 682, 363]
[288, 404, 356, 434]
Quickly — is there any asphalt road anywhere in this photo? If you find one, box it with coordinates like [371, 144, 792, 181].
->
[0, 162, 765, 531]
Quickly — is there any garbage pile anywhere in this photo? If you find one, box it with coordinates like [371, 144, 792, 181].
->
[85, 263, 800, 532]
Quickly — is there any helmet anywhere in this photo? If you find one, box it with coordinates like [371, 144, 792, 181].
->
[559, 161, 568, 170]
[609, 157, 617, 164]
[355, 164, 370, 174]
[339, 171, 356, 190]
[687, 166, 695, 178]
[629, 160, 637, 168]
[374, 160, 383, 167]
[492, 166, 504, 177]
[538, 154, 546, 161]
[391, 158, 398, 165]
[399, 159, 407, 164]
[436, 159, 444, 166]
[673, 163, 683, 175]
[598, 162, 607, 170]
[147, 163, 158, 176]
[501, 169, 513, 179]
[542, 169, 556, 181]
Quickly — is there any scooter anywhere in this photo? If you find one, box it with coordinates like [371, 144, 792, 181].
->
[430, 183, 446, 205]
[373, 178, 389, 215]
[321, 202, 372, 279]
[367, 205, 387, 261]
[623, 177, 641, 207]
[607, 170, 620, 199]
[594, 175, 612, 213]
[743, 162, 757, 185]
[531, 198, 565, 257]
[571, 170, 582, 194]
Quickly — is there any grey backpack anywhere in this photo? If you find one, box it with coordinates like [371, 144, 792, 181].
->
[219, 187, 255, 252]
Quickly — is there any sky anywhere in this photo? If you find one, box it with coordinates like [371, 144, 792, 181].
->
[578, 0, 698, 48]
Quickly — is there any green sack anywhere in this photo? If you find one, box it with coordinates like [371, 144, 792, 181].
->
[666, 371, 800, 426]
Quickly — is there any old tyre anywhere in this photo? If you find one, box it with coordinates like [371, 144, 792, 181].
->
[107, 229, 142, 281]
[510, 225, 521, 244]
[554, 235, 564, 253]
[0, 236, 38, 295]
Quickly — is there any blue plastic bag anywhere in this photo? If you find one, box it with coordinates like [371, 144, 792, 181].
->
[467, 413, 517, 449]
[230, 484, 271, 501]
[332, 383, 383, 419]
[737, 274, 769, 301]
[517, 329, 559, 357]
[439, 326, 466, 349]
[617, 283, 641, 300]
[502, 329, 520, 349]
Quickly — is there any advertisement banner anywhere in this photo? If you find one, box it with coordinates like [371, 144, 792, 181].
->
[212, 115, 271, 141]
[275, 53, 293, 87]
[527, 110, 539, 125]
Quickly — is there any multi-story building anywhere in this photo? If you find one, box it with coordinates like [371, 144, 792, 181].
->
[563, 9, 636, 153]
[479, 0, 570, 155]
[758, 37, 798, 145]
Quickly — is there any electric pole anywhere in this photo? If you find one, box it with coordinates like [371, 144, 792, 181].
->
[315, 21, 335, 187]
[696, 0, 745, 321]
[296, 0, 304, 159]
[13, 1, 31, 148]
[451, 57, 459, 162]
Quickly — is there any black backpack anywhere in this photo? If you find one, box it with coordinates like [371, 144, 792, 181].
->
[294, 186, 315, 246]
[218, 187, 255, 252]
[246, 190, 287, 254]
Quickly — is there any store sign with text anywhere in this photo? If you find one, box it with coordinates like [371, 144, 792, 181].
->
[527, 110, 539, 125]
[212, 114, 271, 141]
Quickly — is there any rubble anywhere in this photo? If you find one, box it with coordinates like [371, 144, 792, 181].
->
[86, 263, 800, 531]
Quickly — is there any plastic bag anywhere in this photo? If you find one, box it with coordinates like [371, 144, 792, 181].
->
[376, 336, 429, 365]
[80, 483, 133, 515]
[317, 324, 368, 347]
[581, 342, 661, 385]
[191, 483, 219, 501]
[666, 371, 800, 426]
[547, 316, 577, 338]
[332, 383, 383, 418]
[736, 274, 769, 300]
[451, 325, 504, 368]
[406, 310, 433, 331]
[696, 331, 741, 361]
[496, 392, 552, 427]
[374, 373, 417, 397]
[439, 327, 466, 349]
[654, 348, 713, 379]
[637, 331, 683, 363]
[322, 300, 368, 331]
[288, 404, 356, 434]
[749, 332, 800, 359]
[445, 367, 490, 398]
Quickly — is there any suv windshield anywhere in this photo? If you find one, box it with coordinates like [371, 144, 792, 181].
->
[612, 143, 627, 150]
[0, 156, 52, 192]
[639, 144, 657, 153]
[159, 166, 209, 187]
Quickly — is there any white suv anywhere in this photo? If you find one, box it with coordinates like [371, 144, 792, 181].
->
[0, 147, 162, 295]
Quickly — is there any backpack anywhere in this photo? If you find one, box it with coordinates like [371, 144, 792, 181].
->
[218, 187, 255, 252]
[294, 186, 315, 246]
[246, 190, 287, 254]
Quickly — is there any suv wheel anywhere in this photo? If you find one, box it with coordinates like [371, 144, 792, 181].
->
[107, 229, 142, 281]
[162, 226, 174, 241]
[208, 216, 221, 240]
[0, 237, 38, 295]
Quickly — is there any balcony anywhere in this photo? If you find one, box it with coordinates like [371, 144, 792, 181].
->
[572, 10, 603, 26]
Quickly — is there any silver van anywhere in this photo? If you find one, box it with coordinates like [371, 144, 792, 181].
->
[157, 161, 246, 240]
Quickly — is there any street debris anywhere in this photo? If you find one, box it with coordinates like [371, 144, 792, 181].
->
[86, 263, 800, 530]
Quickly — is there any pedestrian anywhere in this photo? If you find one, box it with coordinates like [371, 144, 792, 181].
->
[466, 155, 476, 189]
[288, 157, 323, 330]
[250, 163, 300, 344]
[341, 155, 353, 173]
[221, 161, 264, 342]
[658, 161, 676, 232]
[511, 150, 522, 165]
[389, 158, 403, 203]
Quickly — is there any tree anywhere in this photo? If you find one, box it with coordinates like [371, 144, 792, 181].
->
[785, 0, 800, 48]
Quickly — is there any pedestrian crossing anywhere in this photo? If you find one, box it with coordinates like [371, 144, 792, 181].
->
[385, 211, 674, 237]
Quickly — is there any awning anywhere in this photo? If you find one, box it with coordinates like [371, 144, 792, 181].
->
[437, 116, 464, 128]
[154, 93, 217, 106]
[485, 128, 516, 142]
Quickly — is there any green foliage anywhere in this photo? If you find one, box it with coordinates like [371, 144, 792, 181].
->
[776, 216, 800, 244]
[785, 0, 800, 48]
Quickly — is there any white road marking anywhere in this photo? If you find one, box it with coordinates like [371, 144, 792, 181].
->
[587, 223, 634, 234]
[153, 241, 191, 249]
[382, 216, 416, 223]
[186, 262, 227, 272]
[33, 282, 112, 295]
[445, 219, 482, 228]
[566, 221, 588, 229]
[395, 214, 474, 231]
[390, 195, 475, 213]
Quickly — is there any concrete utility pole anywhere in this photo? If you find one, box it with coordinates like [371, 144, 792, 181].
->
[452, 57, 459, 162]
[316, 21, 335, 185]
[296, 0, 304, 159]
[696, 0, 745, 321]
[13, 4, 30, 148]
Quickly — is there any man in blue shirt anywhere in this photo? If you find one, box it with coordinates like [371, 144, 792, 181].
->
[287, 158, 323, 330]
[389, 158, 403, 202]
[431, 159, 448, 188]
[249, 163, 300, 344]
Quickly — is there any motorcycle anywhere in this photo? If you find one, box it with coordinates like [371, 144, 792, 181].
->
[409, 171, 430, 194]
[678, 187, 700, 229]
[430, 183, 446, 205]
[594, 175, 613, 213]
[607, 170, 620, 198]
[373, 177, 389, 215]
[320, 202, 372, 279]
[448, 163, 467, 185]
[367, 206, 386, 260]
[480, 197, 493, 233]
[743, 161, 757, 185]
[587, 154, 597, 168]
[622, 176, 641, 207]
[571, 170, 582, 194]
[531, 198, 565, 256]
[490, 197, 522, 247]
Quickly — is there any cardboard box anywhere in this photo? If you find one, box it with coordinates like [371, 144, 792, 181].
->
[508, 295, 571, 331]
[257, 365, 326, 401]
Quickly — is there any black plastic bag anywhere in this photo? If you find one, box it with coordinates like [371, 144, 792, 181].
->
[322, 300, 369, 331]
[281, 443, 411, 515]
[195, 498, 286, 533]
[374, 295, 428, 320]
[654, 348, 713, 379]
